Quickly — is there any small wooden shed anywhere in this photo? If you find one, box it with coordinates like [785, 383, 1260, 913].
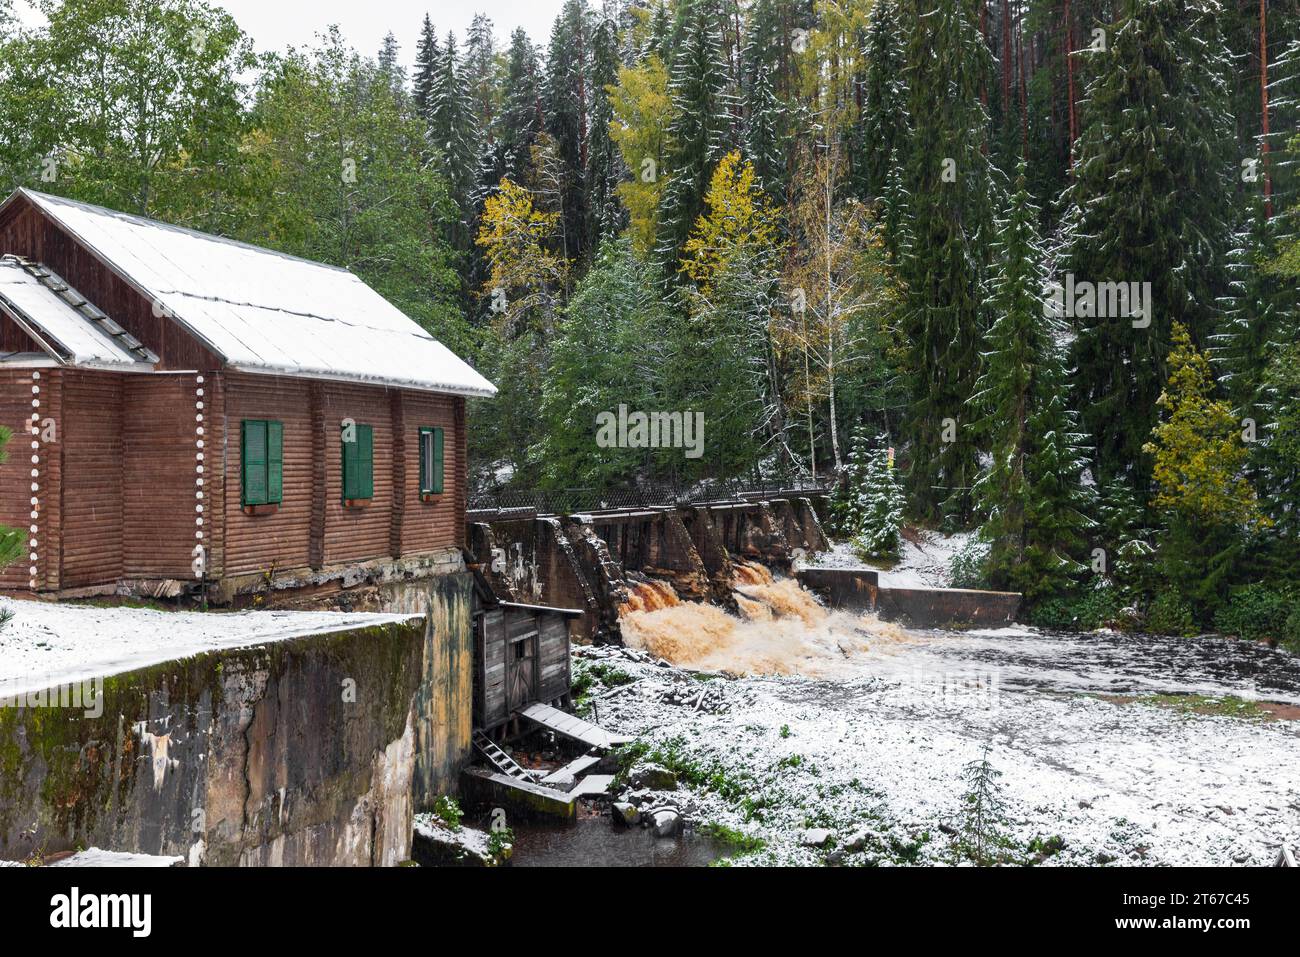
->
[469, 568, 580, 732]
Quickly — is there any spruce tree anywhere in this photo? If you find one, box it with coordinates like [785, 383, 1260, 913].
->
[544, 0, 593, 262]
[429, 31, 480, 251]
[499, 28, 543, 185]
[741, 0, 789, 199]
[588, 12, 627, 246]
[1061, 0, 1235, 491]
[1213, 194, 1299, 424]
[971, 167, 1092, 598]
[413, 15, 439, 118]
[852, 440, 906, 560]
[742, 60, 786, 199]
[654, 0, 735, 276]
[899, 0, 999, 524]
[857, 0, 908, 201]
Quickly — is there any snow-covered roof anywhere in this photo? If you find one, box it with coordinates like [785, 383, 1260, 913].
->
[0, 256, 156, 371]
[2, 189, 496, 398]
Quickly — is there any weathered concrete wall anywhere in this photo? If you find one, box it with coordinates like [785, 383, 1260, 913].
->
[377, 570, 476, 809]
[0, 619, 424, 866]
[874, 586, 1021, 629]
[797, 565, 882, 607]
[796, 566, 1022, 628]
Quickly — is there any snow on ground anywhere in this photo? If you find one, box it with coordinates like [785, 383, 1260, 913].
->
[584, 621, 1300, 866]
[801, 529, 975, 588]
[46, 848, 184, 867]
[0, 598, 422, 696]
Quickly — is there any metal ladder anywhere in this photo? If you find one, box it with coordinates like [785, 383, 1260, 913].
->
[472, 730, 538, 782]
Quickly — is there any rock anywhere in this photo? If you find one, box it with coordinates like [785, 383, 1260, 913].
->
[826, 849, 846, 866]
[800, 828, 835, 848]
[842, 830, 870, 853]
[612, 802, 641, 827]
[629, 762, 678, 791]
[651, 808, 682, 838]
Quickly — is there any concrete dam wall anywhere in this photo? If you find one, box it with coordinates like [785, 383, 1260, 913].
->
[467, 497, 831, 643]
[796, 566, 1022, 628]
[467, 498, 1021, 636]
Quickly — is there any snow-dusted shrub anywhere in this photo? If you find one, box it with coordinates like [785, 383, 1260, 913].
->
[1213, 584, 1293, 644]
[1145, 590, 1197, 637]
[1283, 608, 1300, 655]
[1028, 583, 1123, 632]
[948, 537, 991, 590]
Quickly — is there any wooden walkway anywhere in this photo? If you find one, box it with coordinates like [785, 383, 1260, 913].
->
[538, 753, 602, 787]
[518, 703, 633, 750]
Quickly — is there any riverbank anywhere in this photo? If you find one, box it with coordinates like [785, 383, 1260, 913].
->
[576, 622, 1300, 867]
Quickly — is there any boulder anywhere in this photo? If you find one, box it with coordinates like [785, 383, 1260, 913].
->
[612, 802, 641, 828]
[651, 808, 682, 838]
[800, 828, 835, 848]
[629, 762, 678, 791]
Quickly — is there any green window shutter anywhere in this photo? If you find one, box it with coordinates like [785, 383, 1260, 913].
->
[358, 424, 374, 500]
[266, 420, 284, 504]
[342, 423, 359, 501]
[243, 420, 268, 506]
[432, 426, 444, 494]
[418, 428, 430, 493]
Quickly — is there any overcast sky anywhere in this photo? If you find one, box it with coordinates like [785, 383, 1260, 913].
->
[13, 0, 576, 69]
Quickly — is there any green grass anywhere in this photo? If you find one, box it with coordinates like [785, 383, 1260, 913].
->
[699, 822, 766, 856]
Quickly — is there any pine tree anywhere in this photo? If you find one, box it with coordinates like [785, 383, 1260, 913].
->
[1062, 0, 1235, 491]
[857, 0, 908, 201]
[654, 0, 735, 277]
[899, 0, 999, 524]
[970, 167, 1092, 598]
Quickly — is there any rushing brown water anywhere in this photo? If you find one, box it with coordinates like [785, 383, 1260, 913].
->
[619, 562, 912, 677]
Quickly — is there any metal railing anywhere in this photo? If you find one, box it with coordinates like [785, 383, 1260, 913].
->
[467, 477, 831, 516]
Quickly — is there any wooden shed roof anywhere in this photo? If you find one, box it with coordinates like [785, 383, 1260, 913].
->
[0, 189, 497, 398]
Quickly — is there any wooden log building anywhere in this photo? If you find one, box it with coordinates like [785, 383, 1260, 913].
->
[0, 187, 497, 600]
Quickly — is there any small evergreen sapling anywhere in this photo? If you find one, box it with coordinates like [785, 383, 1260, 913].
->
[850, 436, 905, 561]
[959, 745, 1010, 865]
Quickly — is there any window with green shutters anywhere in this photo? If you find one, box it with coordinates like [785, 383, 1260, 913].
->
[419, 426, 444, 495]
[241, 419, 283, 507]
[342, 422, 374, 502]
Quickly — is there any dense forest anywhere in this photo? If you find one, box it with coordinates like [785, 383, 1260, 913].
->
[1, 0, 1299, 635]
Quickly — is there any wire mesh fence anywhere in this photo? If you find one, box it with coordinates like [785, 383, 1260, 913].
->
[467, 476, 833, 515]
